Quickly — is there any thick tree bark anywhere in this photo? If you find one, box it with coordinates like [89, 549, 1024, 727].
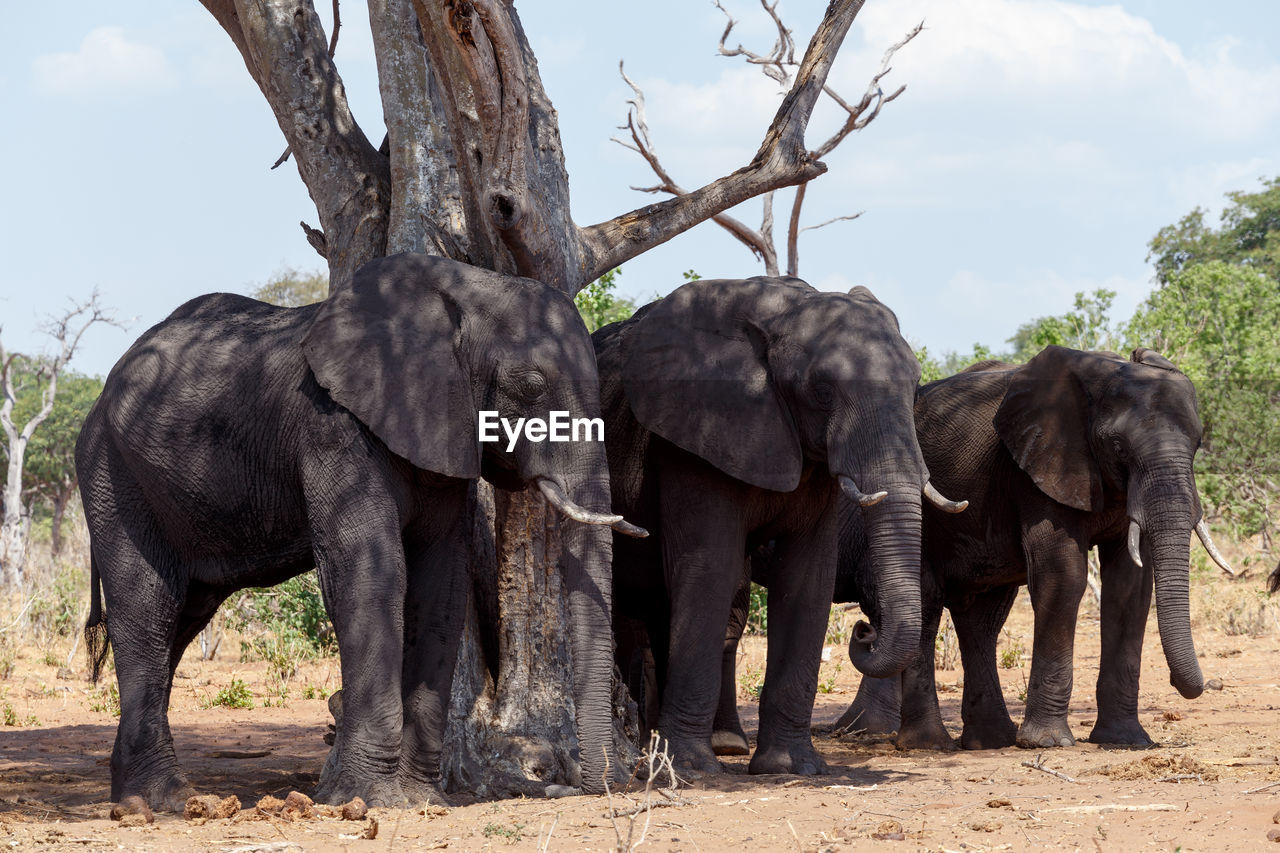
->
[200, 0, 867, 794]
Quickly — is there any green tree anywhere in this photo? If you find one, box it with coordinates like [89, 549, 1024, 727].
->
[573, 268, 636, 332]
[250, 267, 329, 307]
[1148, 177, 1280, 284]
[1006, 289, 1125, 363]
[1128, 261, 1280, 544]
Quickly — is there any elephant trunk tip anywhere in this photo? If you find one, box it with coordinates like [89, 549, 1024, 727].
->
[1171, 671, 1204, 700]
[848, 619, 920, 679]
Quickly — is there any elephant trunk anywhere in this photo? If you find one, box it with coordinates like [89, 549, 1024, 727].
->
[1131, 460, 1204, 700]
[1147, 521, 1204, 699]
[555, 467, 617, 794]
[847, 485, 923, 679]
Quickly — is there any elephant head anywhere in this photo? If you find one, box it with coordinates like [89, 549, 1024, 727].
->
[994, 344, 1230, 699]
[621, 276, 962, 678]
[301, 252, 642, 793]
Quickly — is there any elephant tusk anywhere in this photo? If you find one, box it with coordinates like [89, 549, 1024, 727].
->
[924, 481, 969, 513]
[611, 519, 650, 538]
[1127, 519, 1143, 568]
[838, 474, 888, 507]
[1195, 518, 1236, 577]
[536, 478, 626, 528]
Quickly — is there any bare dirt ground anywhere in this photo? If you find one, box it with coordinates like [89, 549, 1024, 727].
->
[3, 564, 1280, 852]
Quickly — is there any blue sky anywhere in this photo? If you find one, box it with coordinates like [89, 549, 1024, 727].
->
[2, 1, 1278, 377]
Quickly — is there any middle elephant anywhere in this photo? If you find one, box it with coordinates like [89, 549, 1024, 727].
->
[594, 275, 945, 778]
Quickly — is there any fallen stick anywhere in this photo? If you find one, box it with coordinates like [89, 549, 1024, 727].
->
[1044, 803, 1178, 814]
[1243, 780, 1280, 794]
[1021, 753, 1077, 783]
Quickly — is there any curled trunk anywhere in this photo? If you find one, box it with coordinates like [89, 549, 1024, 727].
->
[848, 487, 923, 679]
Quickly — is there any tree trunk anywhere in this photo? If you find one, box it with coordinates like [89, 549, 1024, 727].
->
[199, 0, 865, 794]
[1, 443, 29, 587]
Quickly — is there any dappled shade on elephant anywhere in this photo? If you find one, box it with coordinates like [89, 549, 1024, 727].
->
[596, 275, 962, 779]
[76, 253, 643, 811]
[826, 346, 1233, 751]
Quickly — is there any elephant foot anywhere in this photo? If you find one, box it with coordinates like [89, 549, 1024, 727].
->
[749, 740, 828, 776]
[895, 719, 955, 751]
[314, 770, 407, 808]
[118, 770, 197, 813]
[1088, 717, 1154, 747]
[711, 728, 751, 756]
[960, 719, 1018, 750]
[660, 736, 723, 780]
[834, 700, 900, 736]
[399, 774, 452, 807]
[1016, 719, 1075, 749]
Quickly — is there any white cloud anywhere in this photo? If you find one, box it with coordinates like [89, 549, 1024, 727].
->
[840, 0, 1280, 140]
[32, 27, 176, 97]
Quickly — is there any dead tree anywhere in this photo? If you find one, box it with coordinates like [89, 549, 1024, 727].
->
[1, 294, 117, 587]
[199, 0, 880, 795]
[614, 1, 922, 277]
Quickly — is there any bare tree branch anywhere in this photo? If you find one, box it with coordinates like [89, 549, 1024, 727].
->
[604, 2, 916, 279]
[271, 0, 343, 171]
[580, 0, 869, 283]
[200, 0, 390, 290]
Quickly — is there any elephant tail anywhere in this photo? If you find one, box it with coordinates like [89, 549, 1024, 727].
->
[84, 552, 109, 683]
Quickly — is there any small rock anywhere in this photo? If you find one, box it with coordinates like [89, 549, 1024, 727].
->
[109, 796, 153, 823]
[971, 820, 1002, 832]
[987, 799, 1012, 809]
[341, 797, 368, 821]
[871, 819, 904, 841]
[1268, 827, 1280, 843]
[1206, 678, 1224, 691]
[1273, 808, 1280, 824]
[184, 794, 240, 821]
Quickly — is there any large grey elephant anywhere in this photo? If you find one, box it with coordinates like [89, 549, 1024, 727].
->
[829, 346, 1233, 750]
[76, 253, 642, 811]
[595, 276, 963, 778]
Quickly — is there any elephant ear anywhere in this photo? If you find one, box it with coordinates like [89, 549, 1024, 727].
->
[301, 254, 480, 480]
[623, 277, 810, 492]
[993, 345, 1103, 512]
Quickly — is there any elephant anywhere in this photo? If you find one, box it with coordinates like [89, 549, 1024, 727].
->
[805, 346, 1233, 752]
[594, 275, 966, 778]
[75, 253, 643, 811]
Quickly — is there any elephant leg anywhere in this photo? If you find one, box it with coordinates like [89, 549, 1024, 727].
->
[895, 574, 952, 750]
[657, 491, 746, 778]
[168, 582, 230, 676]
[1018, 525, 1088, 749]
[712, 576, 751, 756]
[399, 511, 468, 803]
[951, 586, 1019, 749]
[309, 492, 408, 807]
[1089, 541, 1155, 745]
[96, 533, 192, 812]
[836, 673, 901, 735]
[748, 514, 836, 777]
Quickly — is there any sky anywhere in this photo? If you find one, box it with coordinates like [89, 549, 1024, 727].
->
[2, 1, 1278, 377]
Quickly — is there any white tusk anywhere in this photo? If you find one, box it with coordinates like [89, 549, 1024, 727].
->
[838, 474, 887, 507]
[1128, 519, 1143, 568]
[924, 481, 969, 513]
[611, 519, 650, 538]
[537, 478, 624, 527]
[1195, 518, 1236, 577]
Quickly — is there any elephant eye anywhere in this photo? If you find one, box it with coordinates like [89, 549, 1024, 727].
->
[510, 367, 548, 402]
[811, 379, 836, 408]
[1112, 438, 1127, 458]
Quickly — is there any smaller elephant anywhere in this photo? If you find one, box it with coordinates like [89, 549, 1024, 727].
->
[830, 346, 1234, 751]
[77, 253, 642, 810]
[597, 275, 965, 779]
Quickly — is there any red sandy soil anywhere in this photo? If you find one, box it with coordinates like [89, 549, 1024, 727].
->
[3, 577, 1279, 852]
